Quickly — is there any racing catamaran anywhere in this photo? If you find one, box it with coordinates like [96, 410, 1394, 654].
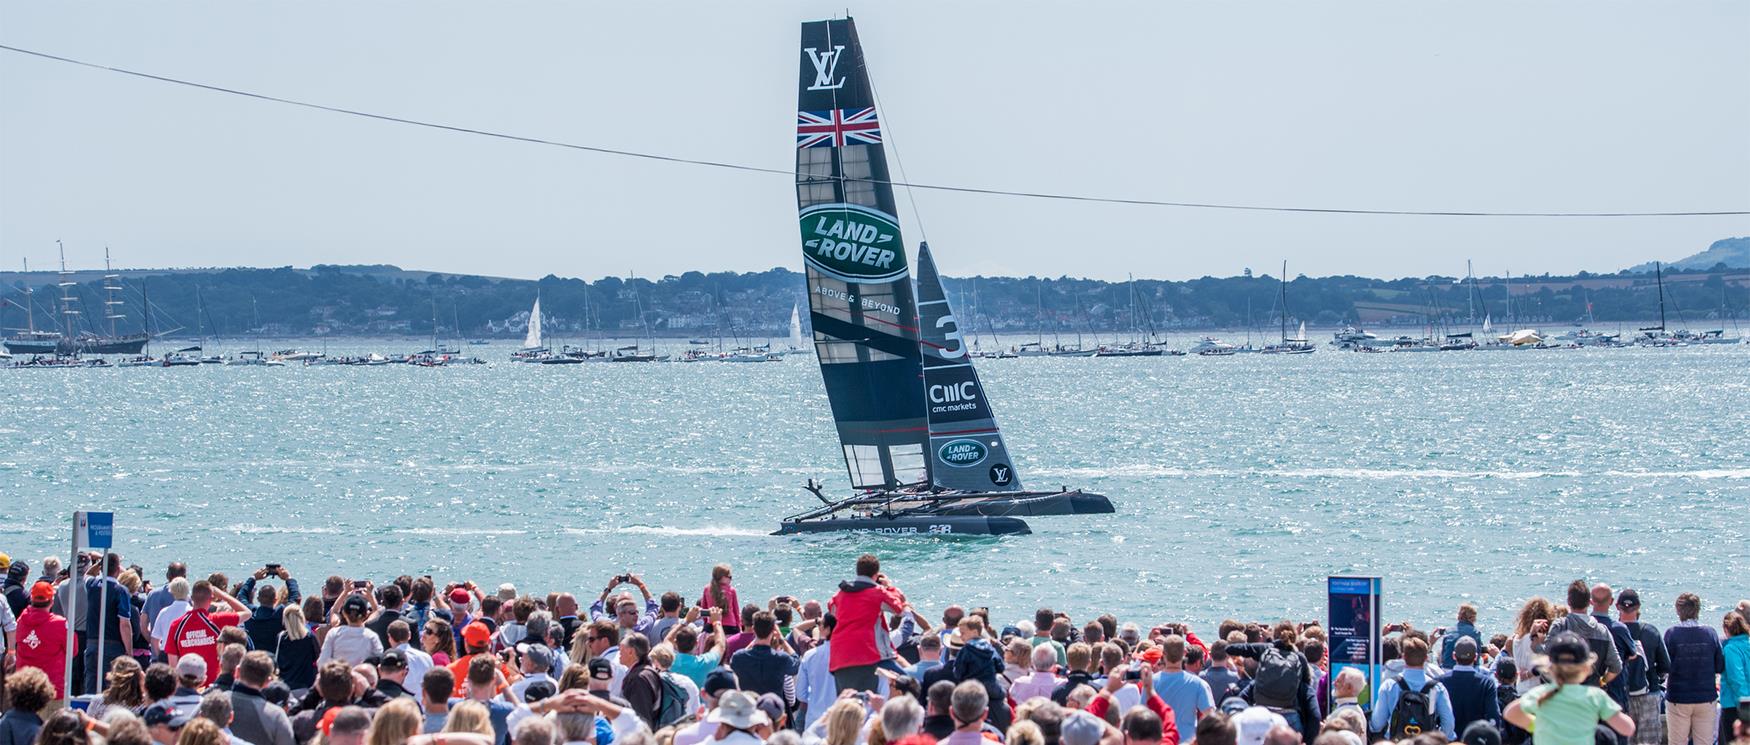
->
[776, 17, 1111, 536]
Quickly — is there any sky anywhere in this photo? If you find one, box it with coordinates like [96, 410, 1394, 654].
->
[3, 2, 1747, 282]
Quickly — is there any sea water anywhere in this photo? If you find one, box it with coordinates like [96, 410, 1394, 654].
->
[3, 341, 1746, 628]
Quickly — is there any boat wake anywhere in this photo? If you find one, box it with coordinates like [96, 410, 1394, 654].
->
[566, 525, 769, 538]
[1033, 465, 1750, 480]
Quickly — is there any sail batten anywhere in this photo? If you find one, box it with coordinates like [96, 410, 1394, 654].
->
[796, 18, 929, 491]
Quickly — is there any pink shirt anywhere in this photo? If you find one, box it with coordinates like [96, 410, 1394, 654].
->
[1007, 671, 1062, 704]
[698, 584, 741, 630]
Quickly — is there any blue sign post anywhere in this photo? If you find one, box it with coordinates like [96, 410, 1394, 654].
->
[1327, 575, 1383, 708]
[68, 511, 117, 696]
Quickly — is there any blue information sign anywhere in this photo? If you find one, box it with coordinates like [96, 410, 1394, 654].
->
[1327, 576, 1383, 707]
[77, 511, 115, 550]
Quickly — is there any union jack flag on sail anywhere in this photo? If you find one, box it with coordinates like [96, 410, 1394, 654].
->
[796, 108, 882, 149]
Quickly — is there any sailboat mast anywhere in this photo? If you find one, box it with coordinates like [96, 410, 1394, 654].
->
[1279, 260, 1288, 342]
[1465, 260, 1476, 326]
[23, 258, 34, 334]
[57, 240, 79, 339]
[102, 247, 124, 338]
[1655, 262, 1667, 331]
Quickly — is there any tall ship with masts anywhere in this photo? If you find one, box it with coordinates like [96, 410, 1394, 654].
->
[777, 17, 1112, 535]
[4, 243, 151, 355]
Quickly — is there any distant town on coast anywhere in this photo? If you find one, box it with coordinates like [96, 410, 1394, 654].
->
[2, 237, 1745, 339]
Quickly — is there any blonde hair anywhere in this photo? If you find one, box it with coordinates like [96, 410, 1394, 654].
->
[1007, 720, 1045, 745]
[444, 700, 497, 738]
[1513, 597, 1555, 637]
[822, 699, 866, 745]
[118, 571, 142, 594]
[169, 577, 191, 601]
[282, 604, 310, 641]
[367, 699, 421, 745]
[649, 643, 676, 670]
[176, 718, 228, 745]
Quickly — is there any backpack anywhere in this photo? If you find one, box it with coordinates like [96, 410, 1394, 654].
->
[653, 671, 691, 728]
[1249, 646, 1303, 707]
[1387, 675, 1440, 739]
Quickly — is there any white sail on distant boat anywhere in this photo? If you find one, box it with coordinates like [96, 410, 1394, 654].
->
[524, 297, 543, 350]
[787, 303, 805, 354]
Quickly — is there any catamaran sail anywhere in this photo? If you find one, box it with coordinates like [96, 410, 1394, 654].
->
[795, 17, 929, 492]
[916, 242, 1023, 492]
[523, 296, 544, 350]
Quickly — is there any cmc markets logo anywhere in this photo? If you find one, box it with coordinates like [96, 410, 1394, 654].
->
[799, 203, 907, 283]
[938, 438, 988, 468]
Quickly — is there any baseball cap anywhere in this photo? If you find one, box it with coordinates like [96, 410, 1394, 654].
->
[497, 583, 517, 600]
[1000, 625, 1022, 639]
[1062, 712, 1105, 745]
[342, 594, 369, 614]
[379, 649, 409, 672]
[462, 621, 492, 648]
[175, 655, 208, 680]
[143, 702, 192, 729]
[1546, 632, 1590, 665]
[1219, 696, 1250, 715]
[523, 680, 558, 703]
[1615, 589, 1641, 610]
[755, 693, 786, 726]
[702, 666, 739, 697]
[30, 581, 55, 604]
[1140, 648, 1163, 664]
[449, 588, 472, 605]
[518, 643, 554, 670]
[587, 657, 615, 681]
[0, 552, 10, 571]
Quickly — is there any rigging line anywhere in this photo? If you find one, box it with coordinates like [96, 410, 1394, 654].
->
[5, 42, 1749, 218]
[864, 59, 928, 241]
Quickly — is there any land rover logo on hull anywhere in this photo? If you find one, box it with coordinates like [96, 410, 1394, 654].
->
[799, 203, 907, 283]
[938, 438, 988, 467]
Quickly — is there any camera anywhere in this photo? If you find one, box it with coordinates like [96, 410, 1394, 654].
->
[265, 563, 281, 573]
[1125, 663, 1143, 681]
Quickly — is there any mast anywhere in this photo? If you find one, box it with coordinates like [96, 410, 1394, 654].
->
[1504, 269, 1514, 325]
[429, 297, 439, 352]
[57, 241, 80, 340]
[1655, 262, 1667, 331]
[23, 258, 34, 335]
[795, 17, 929, 491]
[1465, 260, 1476, 326]
[1279, 260, 1289, 343]
[102, 248, 126, 338]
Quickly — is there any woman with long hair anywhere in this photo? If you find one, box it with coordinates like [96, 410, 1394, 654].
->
[1511, 596, 1557, 694]
[422, 617, 456, 666]
[698, 565, 741, 635]
[277, 604, 320, 693]
[367, 699, 422, 745]
[1504, 633, 1634, 745]
[442, 701, 498, 740]
[820, 699, 866, 745]
[87, 657, 147, 720]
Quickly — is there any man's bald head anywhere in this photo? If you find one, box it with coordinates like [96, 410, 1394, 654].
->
[1591, 584, 1615, 613]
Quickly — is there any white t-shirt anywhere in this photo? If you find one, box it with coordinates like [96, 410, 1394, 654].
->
[152, 600, 192, 647]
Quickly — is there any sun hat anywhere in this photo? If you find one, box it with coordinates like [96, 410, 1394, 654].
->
[706, 690, 771, 729]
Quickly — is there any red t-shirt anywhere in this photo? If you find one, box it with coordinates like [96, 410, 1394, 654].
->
[16, 607, 69, 698]
[164, 608, 242, 686]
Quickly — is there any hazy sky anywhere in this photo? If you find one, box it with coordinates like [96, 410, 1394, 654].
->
[3, 2, 1747, 282]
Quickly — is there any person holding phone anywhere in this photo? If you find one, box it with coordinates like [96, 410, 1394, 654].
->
[238, 565, 300, 653]
[318, 582, 382, 667]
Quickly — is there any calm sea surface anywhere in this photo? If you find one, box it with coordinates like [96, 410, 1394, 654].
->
[4, 338, 1747, 630]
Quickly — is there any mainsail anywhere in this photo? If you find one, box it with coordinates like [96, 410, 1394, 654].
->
[523, 296, 543, 350]
[795, 18, 929, 491]
[916, 243, 1024, 492]
[788, 303, 805, 350]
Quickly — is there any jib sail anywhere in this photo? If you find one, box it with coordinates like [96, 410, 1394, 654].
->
[915, 243, 1024, 492]
[795, 18, 929, 491]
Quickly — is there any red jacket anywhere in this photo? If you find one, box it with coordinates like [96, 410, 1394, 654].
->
[1088, 688, 1180, 745]
[16, 606, 69, 698]
[826, 577, 904, 671]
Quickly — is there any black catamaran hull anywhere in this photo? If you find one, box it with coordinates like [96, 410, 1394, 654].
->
[932, 489, 1114, 517]
[774, 515, 1032, 536]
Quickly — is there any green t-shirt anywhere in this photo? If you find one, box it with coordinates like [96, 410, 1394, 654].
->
[1519, 683, 1622, 745]
[1029, 637, 1067, 668]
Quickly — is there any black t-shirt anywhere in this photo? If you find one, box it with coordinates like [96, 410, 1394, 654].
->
[366, 608, 403, 650]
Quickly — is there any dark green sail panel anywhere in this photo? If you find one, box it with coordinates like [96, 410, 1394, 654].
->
[795, 18, 928, 491]
[915, 243, 1024, 492]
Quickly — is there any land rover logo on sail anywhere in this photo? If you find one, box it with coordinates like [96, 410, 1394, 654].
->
[938, 438, 987, 468]
[799, 203, 907, 283]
